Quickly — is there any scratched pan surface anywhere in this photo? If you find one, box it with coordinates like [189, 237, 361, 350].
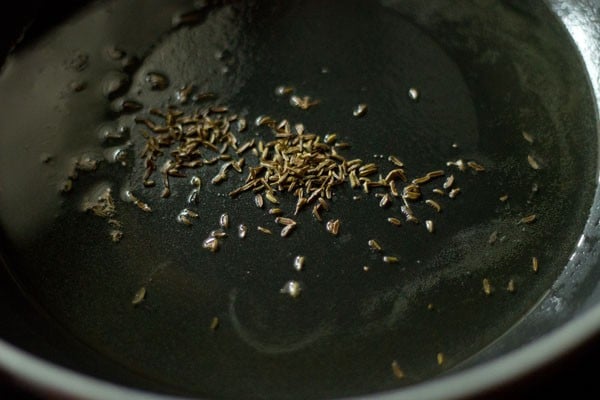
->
[0, 0, 598, 399]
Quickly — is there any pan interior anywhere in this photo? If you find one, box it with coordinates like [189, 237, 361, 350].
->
[0, 0, 597, 399]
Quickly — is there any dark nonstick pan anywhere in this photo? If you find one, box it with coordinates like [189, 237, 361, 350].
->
[1, 0, 599, 399]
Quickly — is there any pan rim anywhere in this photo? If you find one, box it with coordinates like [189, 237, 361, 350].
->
[0, 304, 599, 400]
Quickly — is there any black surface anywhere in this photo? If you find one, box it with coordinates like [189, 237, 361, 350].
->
[0, 1, 599, 399]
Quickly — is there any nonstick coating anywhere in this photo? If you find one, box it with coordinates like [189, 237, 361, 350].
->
[0, 1, 598, 399]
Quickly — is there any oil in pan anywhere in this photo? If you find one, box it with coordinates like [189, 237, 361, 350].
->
[0, 0, 596, 399]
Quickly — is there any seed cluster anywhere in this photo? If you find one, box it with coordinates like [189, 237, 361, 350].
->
[136, 105, 248, 197]
[135, 104, 483, 245]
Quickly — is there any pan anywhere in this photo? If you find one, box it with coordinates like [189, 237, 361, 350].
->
[0, 0, 599, 399]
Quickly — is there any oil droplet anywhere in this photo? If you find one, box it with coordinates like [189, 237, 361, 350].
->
[214, 49, 233, 62]
[105, 45, 126, 61]
[66, 51, 89, 72]
[120, 55, 140, 74]
[69, 80, 87, 93]
[40, 153, 53, 164]
[102, 72, 130, 99]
